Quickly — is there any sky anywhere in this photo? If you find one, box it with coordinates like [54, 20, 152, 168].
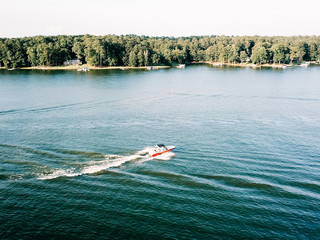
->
[1, 0, 320, 38]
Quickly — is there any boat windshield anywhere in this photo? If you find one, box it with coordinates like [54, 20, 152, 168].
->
[156, 144, 166, 148]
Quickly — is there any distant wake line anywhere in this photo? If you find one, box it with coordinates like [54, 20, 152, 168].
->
[38, 147, 175, 180]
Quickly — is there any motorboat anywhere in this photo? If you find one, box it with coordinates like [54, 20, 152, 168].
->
[176, 64, 185, 69]
[77, 67, 90, 72]
[300, 62, 310, 67]
[148, 144, 176, 157]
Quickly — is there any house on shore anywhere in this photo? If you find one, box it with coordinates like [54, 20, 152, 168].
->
[64, 59, 82, 65]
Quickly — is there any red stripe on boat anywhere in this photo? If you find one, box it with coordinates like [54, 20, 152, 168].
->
[151, 148, 173, 157]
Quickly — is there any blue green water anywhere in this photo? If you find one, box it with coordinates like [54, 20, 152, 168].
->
[1, 65, 320, 239]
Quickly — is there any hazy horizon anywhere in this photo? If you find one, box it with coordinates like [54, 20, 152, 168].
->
[1, 0, 320, 38]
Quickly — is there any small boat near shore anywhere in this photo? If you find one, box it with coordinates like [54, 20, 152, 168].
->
[300, 62, 310, 67]
[147, 66, 160, 70]
[148, 144, 175, 157]
[212, 62, 226, 67]
[176, 64, 185, 69]
[77, 67, 90, 72]
[272, 64, 288, 69]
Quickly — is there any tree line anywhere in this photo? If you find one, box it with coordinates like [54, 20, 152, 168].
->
[0, 35, 320, 68]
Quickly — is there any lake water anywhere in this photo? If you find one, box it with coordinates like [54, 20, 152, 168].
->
[1, 65, 320, 239]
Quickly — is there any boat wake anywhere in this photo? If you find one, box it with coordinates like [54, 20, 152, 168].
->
[37, 147, 175, 180]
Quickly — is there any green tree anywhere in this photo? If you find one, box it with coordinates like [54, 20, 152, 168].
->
[228, 44, 240, 63]
[1, 34, 320, 68]
[27, 46, 37, 66]
[72, 41, 85, 62]
[218, 44, 229, 62]
[1, 39, 25, 68]
[205, 45, 219, 61]
[93, 39, 105, 67]
[83, 37, 104, 66]
[309, 42, 318, 61]
[239, 51, 248, 63]
[129, 50, 138, 67]
[137, 50, 144, 66]
[151, 53, 160, 65]
[143, 49, 149, 66]
[172, 47, 187, 63]
[36, 43, 51, 66]
[162, 47, 173, 65]
[251, 43, 267, 64]
[271, 43, 290, 64]
[290, 41, 309, 63]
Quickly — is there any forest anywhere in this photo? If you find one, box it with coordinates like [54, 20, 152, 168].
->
[0, 35, 320, 68]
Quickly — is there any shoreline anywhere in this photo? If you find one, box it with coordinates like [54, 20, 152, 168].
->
[200, 61, 320, 68]
[209, 62, 290, 68]
[1, 61, 318, 71]
[17, 65, 170, 70]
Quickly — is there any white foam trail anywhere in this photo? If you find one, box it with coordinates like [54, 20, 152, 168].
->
[38, 168, 80, 180]
[38, 147, 175, 180]
[82, 154, 142, 174]
[136, 147, 154, 155]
